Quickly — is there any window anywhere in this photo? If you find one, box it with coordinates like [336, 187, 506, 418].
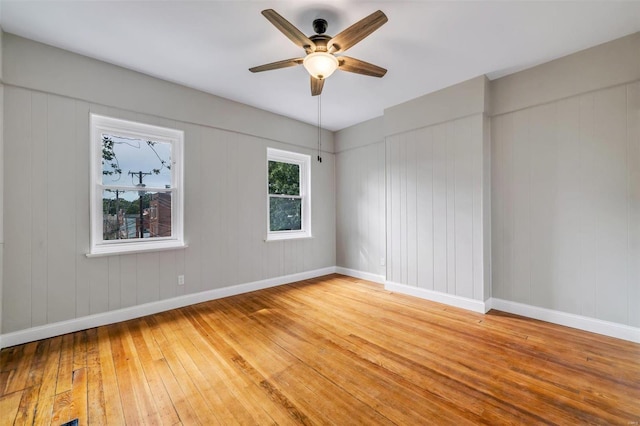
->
[89, 114, 185, 256]
[267, 148, 311, 240]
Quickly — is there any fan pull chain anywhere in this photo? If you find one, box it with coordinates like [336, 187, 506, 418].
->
[317, 94, 322, 163]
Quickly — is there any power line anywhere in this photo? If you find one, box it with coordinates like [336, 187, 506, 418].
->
[128, 171, 153, 238]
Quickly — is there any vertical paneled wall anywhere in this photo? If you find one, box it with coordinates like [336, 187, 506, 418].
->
[492, 82, 640, 327]
[386, 114, 488, 301]
[0, 29, 5, 334]
[0, 81, 4, 335]
[2, 87, 336, 334]
[335, 142, 386, 277]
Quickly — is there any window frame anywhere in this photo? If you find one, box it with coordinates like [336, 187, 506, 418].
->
[88, 114, 185, 257]
[266, 148, 312, 241]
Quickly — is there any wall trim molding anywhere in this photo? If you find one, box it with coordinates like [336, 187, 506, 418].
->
[489, 298, 640, 344]
[0, 266, 337, 349]
[3, 269, 638, 348]
[385, 281, 489, 314]
[335, 267, 385, 284]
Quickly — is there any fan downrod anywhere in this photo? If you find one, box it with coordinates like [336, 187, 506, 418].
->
[313, 18, 328, 34]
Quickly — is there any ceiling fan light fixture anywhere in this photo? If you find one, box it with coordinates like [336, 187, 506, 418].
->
[303, 52, 339, 80]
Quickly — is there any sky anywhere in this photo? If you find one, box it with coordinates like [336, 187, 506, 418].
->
[102, 133, 172, 202]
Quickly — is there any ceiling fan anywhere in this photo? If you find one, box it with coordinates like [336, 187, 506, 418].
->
[249, 9, 388, 96]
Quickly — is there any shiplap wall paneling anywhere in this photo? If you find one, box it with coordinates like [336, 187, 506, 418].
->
[2, 85, 336, 334]
[432, 123, 448, 295]
[445, 122, 458, 295]
[386, 114, 485, 300]
[528, 102, 566, 310]
[225, 131, 241, 286]
[512, 109, 533, 305]
[592, 86, 630, 324]
[46, 96, 77, 323]
[335, 150, 346, 269]
[4, 87, 32, 332]
[453, 118, 475, 299]
[336, 149, 354, 270]
[554, 97, 584, 315]
[406, 134, 418, 287]
[491, 82, 639, 326]
[386, 134, 401, 283]
[136, 252, 160, 305]
[31, 91, 48, 326]
[199, 126, 226, 289]
[107, 256, 120, 309]
[491, 114, 505, 301]
[184, 122, 204, 294]
[313, 152, 337, 272]
[158, 251, 177, 301]
[335, 150, 348, 268]
[415, 127, 434, 291]
[89, 257, 109, 315]
[119, 255, 137, 309]
[375, 143, 385, 276]
[335, 142, 385, 277]
[0, 78, 4, 335]
[75, 100, 92, 318]
[479, 116, 491, 301]
[236, 134, 264, 284]
[376, 143, 386, 276]
[628, 82, 640, 328]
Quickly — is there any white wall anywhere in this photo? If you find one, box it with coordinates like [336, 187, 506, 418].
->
[335, 118, 385, 279]
[492, 82, 639, 326]
[334, 32, 639, 337]
[2, 34, 336, 335]
[0, 29, 4, 336]
[335, 77, 492, 306]
[385, 113, 490, 303]
[383, 77, 491, 305]
[491, 32, 639, 327]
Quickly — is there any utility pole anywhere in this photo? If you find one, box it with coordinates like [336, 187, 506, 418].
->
[128, 171, 152, 238]
[114, 189, 121, 239]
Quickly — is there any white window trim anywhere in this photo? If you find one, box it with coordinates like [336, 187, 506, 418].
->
[88, 114, 186, 257]
[266, 148, 312, 241]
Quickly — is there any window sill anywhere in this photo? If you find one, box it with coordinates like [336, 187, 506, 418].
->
[265, 232, 313, 242]
[87, 241, 188, 257]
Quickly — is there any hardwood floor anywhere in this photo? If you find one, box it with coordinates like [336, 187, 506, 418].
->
[1, 274, 639, 425]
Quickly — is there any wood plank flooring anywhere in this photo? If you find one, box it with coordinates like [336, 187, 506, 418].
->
[1, 274, 639, 425]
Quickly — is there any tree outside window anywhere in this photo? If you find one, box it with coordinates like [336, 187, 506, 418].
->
[267, 148, 311, 240]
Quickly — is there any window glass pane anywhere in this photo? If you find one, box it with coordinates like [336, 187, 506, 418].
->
[102, 134, 172, 188]
[269, 197, 302, 231]
[268, 161, 299, 195]
[102, 189, 172, 240]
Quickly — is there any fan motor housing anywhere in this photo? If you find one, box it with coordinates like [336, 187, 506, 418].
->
[313, 18, 328, 34]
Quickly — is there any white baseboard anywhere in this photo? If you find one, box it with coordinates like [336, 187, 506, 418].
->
[0, 266, 336, 349]
[489, 298, 640, 344]
[335, 267, 385, 284]
[4, 268, 638, 348]
[385, 281, 489, 314]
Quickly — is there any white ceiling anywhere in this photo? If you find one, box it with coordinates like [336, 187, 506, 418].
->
[1, 1, 639, 131]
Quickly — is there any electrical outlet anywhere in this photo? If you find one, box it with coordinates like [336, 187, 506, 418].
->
[380, 257, 385, 266]
[178, 275, 185, 286]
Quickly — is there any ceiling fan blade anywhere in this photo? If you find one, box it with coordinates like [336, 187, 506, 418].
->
[249, 58, 304, 73]
[311, 76, 324, 96]
[327, 10, 387, 54]
[338, 57, 387, 78]
[262, 9, 316, 54]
